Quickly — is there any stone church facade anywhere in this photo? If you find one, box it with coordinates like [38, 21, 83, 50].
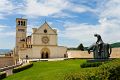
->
[15, 18, 67, 59]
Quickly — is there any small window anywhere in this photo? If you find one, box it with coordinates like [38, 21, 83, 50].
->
[44, 29, 47, 33]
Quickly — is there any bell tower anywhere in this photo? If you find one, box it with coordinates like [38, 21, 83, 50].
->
[16, 18, 27, 53]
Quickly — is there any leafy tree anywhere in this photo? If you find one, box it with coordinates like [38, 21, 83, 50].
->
[77, 43, 84, 51]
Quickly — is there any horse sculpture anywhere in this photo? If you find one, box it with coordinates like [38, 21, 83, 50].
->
[88, 34, 112, 59]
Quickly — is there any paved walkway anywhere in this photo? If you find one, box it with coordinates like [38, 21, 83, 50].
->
[21, 58, 67, 63]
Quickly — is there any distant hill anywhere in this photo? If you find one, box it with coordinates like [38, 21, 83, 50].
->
[0, 49, 11, 54]
[111, 42, 120, 48]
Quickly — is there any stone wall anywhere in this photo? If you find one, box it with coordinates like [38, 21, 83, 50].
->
[67, 48, 120, 58]
[110, 48, 120, 58]
[0, 57, 14, 68]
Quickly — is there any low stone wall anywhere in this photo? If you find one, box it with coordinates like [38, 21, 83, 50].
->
[67, 51, 93, 58]
[110, 48, 120, 58]
[67, 48, 120, 58]
[0, 57, 14, 68]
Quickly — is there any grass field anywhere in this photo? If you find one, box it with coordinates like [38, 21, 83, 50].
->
[3, 59, 87, 80]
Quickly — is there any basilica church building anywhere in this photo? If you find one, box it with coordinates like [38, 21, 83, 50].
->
[15, 18, 67, 59]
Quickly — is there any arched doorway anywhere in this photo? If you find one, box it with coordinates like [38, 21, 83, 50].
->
[41, 48, 50, 59]
[41, 52, 44, 59]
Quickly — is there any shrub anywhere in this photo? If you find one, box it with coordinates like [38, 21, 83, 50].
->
[64, 69, 100, 80]
[0, 72, 6, 79]
[65, 59, 120, 80]
[97, 59, 120, 80]
[80, 62, 102, 68]
[13, 63, 33, 73]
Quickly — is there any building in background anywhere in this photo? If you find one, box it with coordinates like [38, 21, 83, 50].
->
[15, 18, 67, 59]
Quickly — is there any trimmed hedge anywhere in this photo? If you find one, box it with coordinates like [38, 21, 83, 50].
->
[13, 63, 33, 73]
[0, 72, 6, 80]
[97, 59, 120, 80]
[65, 59, 120, 80]
[80, 62, 102, 68]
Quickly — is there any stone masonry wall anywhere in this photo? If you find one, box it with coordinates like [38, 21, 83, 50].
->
[67, 48, 120, 58]
[0, 57, 14, 68]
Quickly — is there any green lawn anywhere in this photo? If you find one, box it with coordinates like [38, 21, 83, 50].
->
[3, 59, 86, 80]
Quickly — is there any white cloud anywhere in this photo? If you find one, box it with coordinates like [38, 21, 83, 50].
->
[100, 0, 120, 19]
[98, 0, 120, 43]
[18, 0, 69, 17]
[59, 0, 120, 47]
[0, 25, 7, 31]
[52, 12, 77, 18]
[0, 0, 94, 18]
[60, 23, 99, 46]
[0, 0, 15, 19]
[17, 0, 91, 18]
[69, 4, 94, 13]
[0, 25, 15, 37]
[0, 31, 15, 38]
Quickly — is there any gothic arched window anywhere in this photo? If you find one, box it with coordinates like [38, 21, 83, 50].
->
[21, 21, 23, 26]
[18, 21, 20, 26]
[23, 21, 25, 26]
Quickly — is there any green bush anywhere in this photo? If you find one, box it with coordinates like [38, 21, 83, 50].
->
[65, 59, 120, 80]
[97, 59, 120, 80]
[80, 62, 102, 68]
[13, 63, 33, 73]
[0, 72, 6, 80]
[64, 69, 100, 80]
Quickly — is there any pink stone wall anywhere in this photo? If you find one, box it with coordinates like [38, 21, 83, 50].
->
[0, 57, 14, 68]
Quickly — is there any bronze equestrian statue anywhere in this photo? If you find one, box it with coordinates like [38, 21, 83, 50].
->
[88, 34, 112, 59]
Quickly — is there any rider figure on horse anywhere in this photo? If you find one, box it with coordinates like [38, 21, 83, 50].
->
[94, 34, 104, 55]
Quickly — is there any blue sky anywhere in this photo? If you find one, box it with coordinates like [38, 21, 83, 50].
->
[0, 0, 120, 49]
